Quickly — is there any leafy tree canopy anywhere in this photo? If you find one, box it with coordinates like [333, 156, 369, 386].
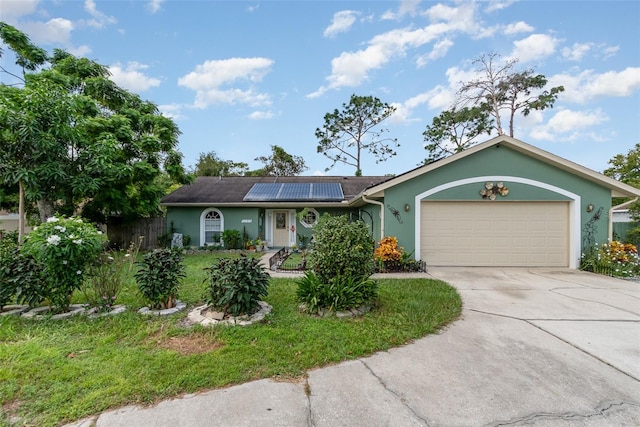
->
[0, 23, 190, 226]
[194, 151, 248, 177]
[315, 94, 397, 176]
[254, 145, 308, 176]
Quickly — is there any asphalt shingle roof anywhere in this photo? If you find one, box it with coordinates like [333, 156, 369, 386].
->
[160, 176, 390, 205]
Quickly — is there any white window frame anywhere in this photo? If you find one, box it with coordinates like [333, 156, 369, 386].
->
[299, 208, 319, 228]
[200, 208, 224, 247]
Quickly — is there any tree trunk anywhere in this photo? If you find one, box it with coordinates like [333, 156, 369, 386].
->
[18, 181, 25, 244]
[37, 199, 56, 223]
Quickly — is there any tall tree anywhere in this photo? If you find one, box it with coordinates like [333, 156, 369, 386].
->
[422, 106, 493, 163]
[254, 145, 308, 176]
[0, 24, 190, 228]
[0, 22, 49, 240]
[315, 94, 398, 176]
[458, 52, 564, 137]
[194, 151, 248, 176]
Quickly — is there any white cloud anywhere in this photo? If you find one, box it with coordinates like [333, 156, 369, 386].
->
[323, 10, 359, 38]
[21, 17, 74, 45]
[562, 42, 592, 61]
[67, 44, 91, 57]
[416, 38, 454, 67]
[503, 21, 534, 35]
[508, 33, 558, 62]
[309, 3, 480, 98]
[529, 108, 609, 141]
[389, 86, 456, 125]
[147, 0, 164, 14]
[109, 62, 161, 92]
[0, 0, 39, 24]
[485, 0, 515, 13]
[249, 110, 274, 120]
[382, 0, 420, 20]
[158, 104, 186, 120]
[82, 0, 117, 29]
[549, 67, 640, 104]
[178, 57, 274, 108]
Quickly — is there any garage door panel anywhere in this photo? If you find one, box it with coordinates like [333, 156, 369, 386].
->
[421, 201, 569, 267]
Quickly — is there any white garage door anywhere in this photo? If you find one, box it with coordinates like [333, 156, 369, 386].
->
[421, 201, 569, 267]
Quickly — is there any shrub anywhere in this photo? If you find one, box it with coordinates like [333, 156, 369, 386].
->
[135, 247, 186, 309]
[580, 241, 640, 277]
[296, 271, 378, 314]
[82, 242, 139, 313]
[299, 214, 378, 314]
[374, 236, 424, 272]
[306, 214, 374, 283]
[222, 229, 242, 249]
[203, 254, 270, 317]
[20, 216, 106, 312]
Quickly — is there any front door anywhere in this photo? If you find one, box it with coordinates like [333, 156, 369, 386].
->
[273, 211, 290, 247]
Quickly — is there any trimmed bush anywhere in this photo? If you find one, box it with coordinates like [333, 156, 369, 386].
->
[135, 247, 186, 309]
[298, 214, 378, 314]
[204, 254, 270, 317]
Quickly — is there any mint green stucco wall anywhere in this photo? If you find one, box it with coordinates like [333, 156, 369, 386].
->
[166, 206, 364, 248]
[383, 145, 612, 257]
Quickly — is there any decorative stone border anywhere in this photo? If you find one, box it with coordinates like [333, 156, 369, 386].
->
[187, 301, 272, 326]
[138, 301, 186, 316]
[21, 304, 86, 320]
[86, 305, 127, 318]
[298, 304, 372, 318]
[1, 305, 29, 317]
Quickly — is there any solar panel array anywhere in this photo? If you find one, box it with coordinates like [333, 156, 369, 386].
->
[243, 183, 344, 201]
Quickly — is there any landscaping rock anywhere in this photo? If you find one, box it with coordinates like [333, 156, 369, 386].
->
[22, 304, 86, 320]
[1, 305, 29, 317]
[138, 301, 186, 316]
[188, 301, 272, 327]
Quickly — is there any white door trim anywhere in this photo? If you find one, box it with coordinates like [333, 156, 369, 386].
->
[265, 209, 296, 247]
[414, 176, 580, 269]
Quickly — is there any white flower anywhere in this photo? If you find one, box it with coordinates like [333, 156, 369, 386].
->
[73, 239, 83, 245]
[54, 225, 66, 233]
[76, 270, 82, 275]
[124, 254, 130, 258]
[108, 256, 115, 261]
[47, 217, 59, 223]
[47, 235, 61, 246]
[62, 260, 68, 265]
[97, 231, 103, 235]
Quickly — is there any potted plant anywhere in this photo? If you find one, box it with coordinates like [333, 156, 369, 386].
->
[255, 238, 263, 251]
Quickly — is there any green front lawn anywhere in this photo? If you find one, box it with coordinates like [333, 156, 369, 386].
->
[0, 253, 461, 427]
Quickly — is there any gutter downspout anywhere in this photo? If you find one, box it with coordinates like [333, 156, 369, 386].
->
[609, 197, 638, 242]
[361, 195, 384, 238]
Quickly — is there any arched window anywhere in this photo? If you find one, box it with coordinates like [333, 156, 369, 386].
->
[200, 208, 224, 246]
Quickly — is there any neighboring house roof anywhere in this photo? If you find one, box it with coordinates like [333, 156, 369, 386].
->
[160, 175, 390, 207]
[355, 135, 640, 201]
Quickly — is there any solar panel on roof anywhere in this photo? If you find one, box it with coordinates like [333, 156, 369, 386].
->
[243, 183, 344, 201]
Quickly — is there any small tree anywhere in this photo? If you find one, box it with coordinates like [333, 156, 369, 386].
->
[194, 151, 248, 177]
[315, 94, 398, 175]
[422, 105, 493, 163]
[254, 145, 308, 176]
[605, 144, 640, 243]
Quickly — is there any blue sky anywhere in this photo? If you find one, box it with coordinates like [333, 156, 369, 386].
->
[1, 0, 639, 177]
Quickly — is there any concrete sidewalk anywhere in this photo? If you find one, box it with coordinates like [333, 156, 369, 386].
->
[67, 268, 640, 426]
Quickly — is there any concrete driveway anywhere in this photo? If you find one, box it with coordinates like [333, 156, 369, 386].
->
[72, 268, 640, 427]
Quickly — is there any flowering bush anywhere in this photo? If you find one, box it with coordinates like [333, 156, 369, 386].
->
[135, 247, 185, 309]
[374, 236, 424, 272]
[21, 216, 106, 312]
[374, 236, 403, 262]
[580, 240, 640, 278]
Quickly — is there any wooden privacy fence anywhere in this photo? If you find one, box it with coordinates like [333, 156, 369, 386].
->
[107, 217, 166, 250]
